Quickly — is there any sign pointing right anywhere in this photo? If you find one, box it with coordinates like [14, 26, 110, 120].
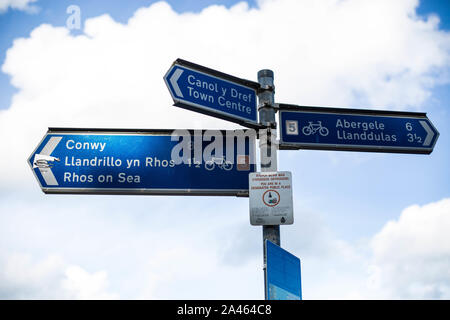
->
[279, 104, 439, 154]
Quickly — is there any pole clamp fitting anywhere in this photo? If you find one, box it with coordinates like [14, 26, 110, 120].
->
[258, 102, 279, 113]
[257, 102, 273, 111]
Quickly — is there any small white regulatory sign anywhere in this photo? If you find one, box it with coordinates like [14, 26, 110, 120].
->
[249, 171, 293, 226]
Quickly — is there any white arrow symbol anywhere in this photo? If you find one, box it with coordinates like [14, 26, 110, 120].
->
[169, 68, 184, 98]
[33, 136, 62, 186]
[419, 120, 434, 147]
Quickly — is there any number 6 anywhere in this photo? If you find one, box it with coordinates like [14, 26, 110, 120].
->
[406, 122, 413, 131]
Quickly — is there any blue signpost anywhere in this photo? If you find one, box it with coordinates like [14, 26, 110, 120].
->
[164, 59, 260, 128]
[279, 104, 439, 154]
[28, 128, 256, 196]
[265, 239, 302, 300]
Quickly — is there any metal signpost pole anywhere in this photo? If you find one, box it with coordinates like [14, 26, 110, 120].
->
[257, 69, 280, 299]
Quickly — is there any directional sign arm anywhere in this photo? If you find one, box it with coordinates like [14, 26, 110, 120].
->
[278, 105, 439, 154]
[164, 59, 260, 128]
[29, 129, 256, 195]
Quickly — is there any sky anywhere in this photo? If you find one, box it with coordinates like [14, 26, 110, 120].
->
[0, 0, 449, 299]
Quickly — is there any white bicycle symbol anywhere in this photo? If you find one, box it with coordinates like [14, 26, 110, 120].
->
[205, 157, 233, 171]
[302, 121, 329, 137]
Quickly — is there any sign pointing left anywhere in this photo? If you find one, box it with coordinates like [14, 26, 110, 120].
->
[32, 136, 62, 186]
[28, 128, 256, 196]
[164, 59, 260, 128]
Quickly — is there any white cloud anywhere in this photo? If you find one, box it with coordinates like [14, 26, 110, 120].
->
[0, 253, 117, 299]
[0, 0, 38, 13]
[0, 184, 449, 299]
[282, 209, 371, 299]
[369, 198, 450, 299]
[286, 198, 450, 299]
[0, 253, 64, 299]
[62, 265, 118, 299]
[0, 194, 262, 299]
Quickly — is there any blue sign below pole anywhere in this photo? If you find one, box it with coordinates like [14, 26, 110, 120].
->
[279, 105, 439, 154]
[28, 128, 256, 196]
[265, 240, 302, 300]
[164, 59, 260, 128]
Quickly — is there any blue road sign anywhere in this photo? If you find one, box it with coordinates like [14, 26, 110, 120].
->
[28, 128, 256, 196]
[265, 240, 302, 300]
[279, 105, 439, 154]
[164, 59, 260, 128]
